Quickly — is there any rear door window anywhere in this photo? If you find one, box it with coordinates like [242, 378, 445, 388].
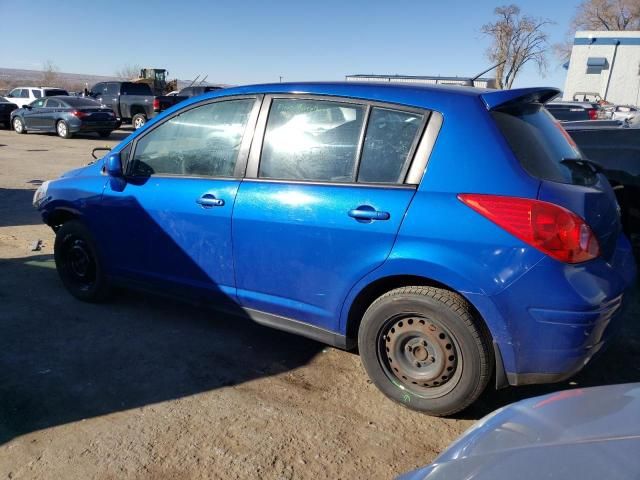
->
[491, 104, 597, 186]
[45, 99, 62, 108]
[32, 90, 42, 98]
[259, 98, 366, 182]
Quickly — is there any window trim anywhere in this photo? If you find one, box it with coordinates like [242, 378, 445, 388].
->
[124, 94, 263, 180]
[244, 94, 432, 188]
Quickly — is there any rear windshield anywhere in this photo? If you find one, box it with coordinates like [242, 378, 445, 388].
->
[121, 83, 152, 95]
[491, 104, 597, 186]
[63, 97, 101, 107]
[44, 89, 69, 96]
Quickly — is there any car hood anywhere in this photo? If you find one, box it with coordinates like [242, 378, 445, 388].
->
[59, 160, 102, 179]
[400, 383, 640, 480]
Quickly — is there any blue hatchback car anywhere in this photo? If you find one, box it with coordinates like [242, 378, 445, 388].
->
[33, 82, 636, 415]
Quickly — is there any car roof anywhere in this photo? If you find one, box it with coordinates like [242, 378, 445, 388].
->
[11, 86, 65, 90]
[177, 81, 559, 113]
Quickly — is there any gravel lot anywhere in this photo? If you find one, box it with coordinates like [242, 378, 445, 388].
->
[1, 127, 639, 479]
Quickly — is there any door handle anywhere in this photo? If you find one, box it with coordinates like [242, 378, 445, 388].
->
[196, 193, 225, 208]
[348, 206, 390, 221]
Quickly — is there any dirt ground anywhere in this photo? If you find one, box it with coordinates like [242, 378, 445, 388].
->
[0, 127, 639, 480]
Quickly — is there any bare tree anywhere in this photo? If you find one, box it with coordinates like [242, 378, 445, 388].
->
[41, 60, 59, 86]
[115, 64, 142, 80]
[556, 0, 640, 61]
[482, 5, 552, 89]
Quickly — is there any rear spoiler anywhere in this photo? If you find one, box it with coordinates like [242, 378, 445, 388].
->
[481, 87, 561, 110]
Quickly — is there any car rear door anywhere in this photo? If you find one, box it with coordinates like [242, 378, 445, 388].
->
[231, 96, 428, 331]
[42, 98, 62, 130]
[99, 95, 261, 302]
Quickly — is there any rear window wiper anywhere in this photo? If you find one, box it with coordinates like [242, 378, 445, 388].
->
[560, 158, 604, 173]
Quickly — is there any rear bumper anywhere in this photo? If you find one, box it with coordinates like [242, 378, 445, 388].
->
[71, 120, 119, 133]
[486, 234, 636, 386]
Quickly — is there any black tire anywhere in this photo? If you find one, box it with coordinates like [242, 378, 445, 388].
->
[358, 286, 493, 416]
[97, 130, 112, 138]
[13, 117, 26, 134]
[54, 220, 110, 302]
[56, 120, 72, 139]
[131, 113, 146, 130]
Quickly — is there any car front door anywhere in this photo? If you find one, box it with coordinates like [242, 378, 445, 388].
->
[101, 83, 120, 117]
[99, 95, 261, 302]
[23, 98, 46, 128]
[231, 96, 428, 332]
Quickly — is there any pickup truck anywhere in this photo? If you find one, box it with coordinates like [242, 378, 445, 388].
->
[151, 86, 225, 115]
[564, 122, 640, 234]
[90, 81, 158, 129]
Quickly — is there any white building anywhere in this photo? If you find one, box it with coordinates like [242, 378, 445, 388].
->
[563, 30, 640, 105]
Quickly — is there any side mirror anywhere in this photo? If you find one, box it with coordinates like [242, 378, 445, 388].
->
[105, 152, 123, 177]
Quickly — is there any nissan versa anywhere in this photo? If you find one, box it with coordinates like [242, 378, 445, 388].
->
[33, 82, 636, 416]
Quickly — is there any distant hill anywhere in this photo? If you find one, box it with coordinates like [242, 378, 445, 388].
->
[0, 67, 225, 93]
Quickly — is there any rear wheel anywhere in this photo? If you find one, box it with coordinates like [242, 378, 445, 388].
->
[97, 130, 112, 138]
[358, 286, 493, 416]
[54, 220, 110, 302]
[13, 117, 26, 134]
[56, 120, 72, 138]
[132, 113, 146, 130]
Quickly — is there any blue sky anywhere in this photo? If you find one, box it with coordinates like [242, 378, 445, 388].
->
[0, 0, 581, 89]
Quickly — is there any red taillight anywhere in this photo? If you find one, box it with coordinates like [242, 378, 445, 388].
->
[588, 108, 598, 120]
[153, 98, 160, 111]
[72, 110, 88, 119]
[458, 194, 600, 263]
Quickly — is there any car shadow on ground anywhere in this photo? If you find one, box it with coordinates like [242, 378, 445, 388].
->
[0, 188, 42, 227]
[69, 130, 130, 142]
[0, 253, 324, 445]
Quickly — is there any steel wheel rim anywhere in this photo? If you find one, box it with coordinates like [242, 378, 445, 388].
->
[378, 314, 463, 399]
[57, 122, 66, 136]
[62, 236, 96, 291]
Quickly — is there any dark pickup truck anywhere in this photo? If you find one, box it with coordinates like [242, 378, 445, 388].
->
[152, 85, 225, 115]
[90, 81, 156, 129]
[564, 122, 640, 234]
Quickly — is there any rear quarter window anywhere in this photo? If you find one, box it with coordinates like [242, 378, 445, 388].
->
[491, 104, 597, 186]
[121, 83, 153, 96]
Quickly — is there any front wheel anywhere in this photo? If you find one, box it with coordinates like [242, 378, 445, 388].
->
[13, 117, 26, 134]
[54, 220, 110, 302]
[56, 120, 72, 138]
[132, 113, 146, 130]
[358, 286, 493, 416]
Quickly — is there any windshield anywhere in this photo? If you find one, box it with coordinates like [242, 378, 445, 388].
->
[491, 104, 597, 186]
[44, 89, 69, 96]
